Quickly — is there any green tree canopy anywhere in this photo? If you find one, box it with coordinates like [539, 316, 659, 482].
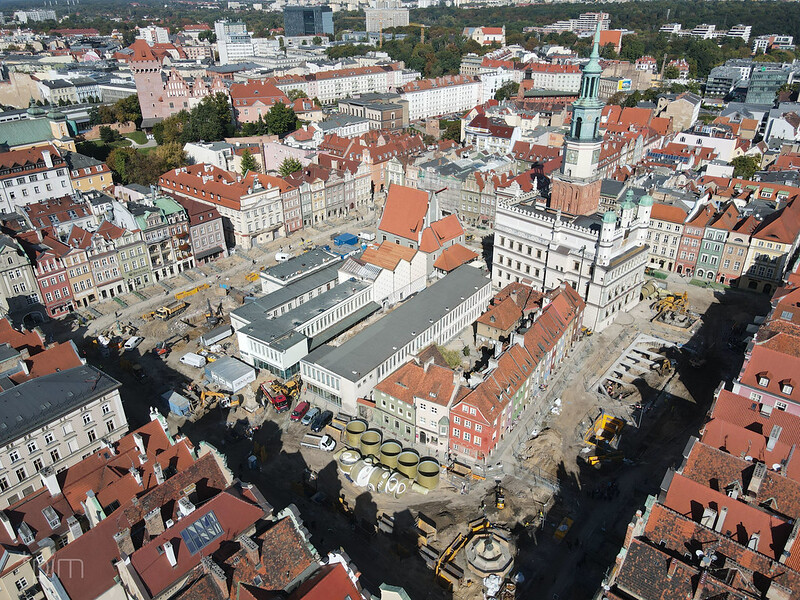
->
[287, 89, 308, 101]
[279, 157, 303, 176]
[441, 120, 461, 142]
[265, 102, 299, 137]
[240, 149, 260, 174]
[730, 155, 761, 179]
[663, 64, 680, 79]
[494, 81, 519, 101]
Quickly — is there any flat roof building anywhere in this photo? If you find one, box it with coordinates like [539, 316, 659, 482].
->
[300, 265, 492, 414]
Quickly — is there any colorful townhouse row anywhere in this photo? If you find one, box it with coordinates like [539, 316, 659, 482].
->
[0, 191, 224, 323]
[361, 281, 585, 462]
[600, 264, 800, 600]
[647, 179, 800, 294]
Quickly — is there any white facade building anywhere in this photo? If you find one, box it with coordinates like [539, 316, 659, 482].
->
[399, 75, 483, 121]
[300, 265, 492, 415]
[0, 365, 127, 507]
[137, 26, 170, 45]
[0, 146, 73, 214]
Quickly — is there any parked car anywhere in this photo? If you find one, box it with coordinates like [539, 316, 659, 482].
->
[291, 401, 310, 422]
[310, 409, 333, 432]
[319, 434, 336, 452]
[124, 336, 144, 350]
[301, 407, 320, 426]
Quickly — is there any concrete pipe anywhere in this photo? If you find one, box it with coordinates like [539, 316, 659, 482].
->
[356, 464, 376, 487]
[416, 457, 441, 490]
[337, 449, 361, 475]
[393, 473, 409, 497]
[359, 429, 382, 459]
[368, 467, 391, 492]
[386, 475, 399, 494]
[348, 459, 368, 481]
[396, 449, 420, 479]
[344, 419, 368, 448]
[411, 481, 430, 495]
[379, 440, 402, 469]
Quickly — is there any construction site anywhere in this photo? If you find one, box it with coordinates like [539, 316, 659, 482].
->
[58, 247, 771, 600]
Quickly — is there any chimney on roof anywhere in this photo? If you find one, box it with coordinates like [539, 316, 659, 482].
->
[66, 515, 82, 541]
[424, 354, 435, 373]
[747, 461, 767, 497]
[494, 340, 502, 359]
[767, 425, 783, 451]
[163, 541, 177, 567]
[0, 512, 16, 542]
[748, 532, 760, 551]
[133, 432, 146, 455]
[114, 528, 134, 557]
[714, 506, 728, 533]
[693, 572, 709, 600]
[144, 507, 165, 539]
[139, 453, 148, 466]
[130, 466, 142, 486]
[700, 507, 717, 528]
[201, 556, 228, 594]
[238, 534, 260, 565]
[153, 462, 165, 485]
[40, 466, 61, 497]
[666, 557, 678, 579]
[780, 518, 800, 564]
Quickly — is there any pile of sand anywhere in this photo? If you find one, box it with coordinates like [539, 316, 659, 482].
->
[520, 429, 564, 480]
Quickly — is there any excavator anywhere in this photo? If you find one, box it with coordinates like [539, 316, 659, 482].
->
[204, 299, 224, 327]
[271, 374, 303, 400]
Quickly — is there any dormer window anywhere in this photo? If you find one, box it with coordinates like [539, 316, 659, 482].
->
[781, 380, 794, 395]
[758, 373, 770, 387]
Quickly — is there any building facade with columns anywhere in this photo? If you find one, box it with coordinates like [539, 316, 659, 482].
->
[491, 27, 650, 332]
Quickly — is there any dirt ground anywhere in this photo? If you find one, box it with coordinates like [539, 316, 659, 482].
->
[46, 225, 770, 600]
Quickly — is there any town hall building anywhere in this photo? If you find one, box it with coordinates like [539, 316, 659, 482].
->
[491, 26, 651, 332]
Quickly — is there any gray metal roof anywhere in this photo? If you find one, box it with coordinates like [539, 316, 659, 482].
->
[261, 248, 339, 284]
[204, 356, 254, 383]
[0, 365, 120, 446]
[235, 262, 341, 324]
[239, 280, 372, 351]
[304, 266, 489, 380]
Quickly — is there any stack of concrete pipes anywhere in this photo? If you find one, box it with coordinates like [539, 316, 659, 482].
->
[336, 419, 440, 497]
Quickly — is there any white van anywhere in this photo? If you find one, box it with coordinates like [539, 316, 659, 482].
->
[275, 252, 292, 262]
[180, 352, 207, 368]
[358, 232, 376, 241]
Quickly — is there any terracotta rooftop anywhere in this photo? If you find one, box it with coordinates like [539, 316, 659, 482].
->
[8, 341, 83, 384]
[378, 184, 429, 242]
[419, 215, 464, 253]
[361, 242, 417, 271]
[433, 243, 478, 272]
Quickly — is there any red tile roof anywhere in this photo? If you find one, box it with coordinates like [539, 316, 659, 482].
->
[650, 203, 687, 224]
[230, 80, 289, 108]
[378, 184, 429, 242]
[361, 242, 417, 271]
[433, 243, 478, 272]
[476, 296, 522, 331]
[419, 215, 464, 253]
[129, 488, 267, 597]
[0, 318, 45, 354]
[663, 473, 792, 561]
[374, 359, 459, 407]
[288, 563, 361, 600]
[8, 341, 83, 384]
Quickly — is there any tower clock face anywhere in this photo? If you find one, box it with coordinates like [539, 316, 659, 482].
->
[566, 149, 578, 164]
[592, 148, 601, 163]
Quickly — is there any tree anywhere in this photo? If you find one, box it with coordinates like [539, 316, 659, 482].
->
[312, 36, 322, 45]
[152, 111, 190, 145]
[99, 125, 120, 143]
[441, 120, 461, 142]
[113, 95, 142, 125]
[240, 149, 260, 174]
[198, 30, 216, 43]
[265, 102, 299, 137]
[287, 89, 308, 101]
[663, 64, 680, 80]
[730, 155, 761, 179]
[494, 81, 519, 101]
[180, 93, 233, 143]
[624, 90, 643, 108]
[279, 157, 303, 176]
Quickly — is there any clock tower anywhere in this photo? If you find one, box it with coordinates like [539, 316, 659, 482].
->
[550, 24, 605, 216]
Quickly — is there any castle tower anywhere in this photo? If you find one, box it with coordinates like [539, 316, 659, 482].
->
[128, 40, 165, 122]
[550, 23, 605, 216]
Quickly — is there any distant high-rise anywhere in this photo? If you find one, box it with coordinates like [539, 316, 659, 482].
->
[283, 6, 333, 37]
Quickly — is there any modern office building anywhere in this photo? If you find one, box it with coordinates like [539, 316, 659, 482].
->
[283, 6, 333, 38]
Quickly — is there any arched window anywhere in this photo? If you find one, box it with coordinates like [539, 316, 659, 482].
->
[574, 117, 583, 138]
